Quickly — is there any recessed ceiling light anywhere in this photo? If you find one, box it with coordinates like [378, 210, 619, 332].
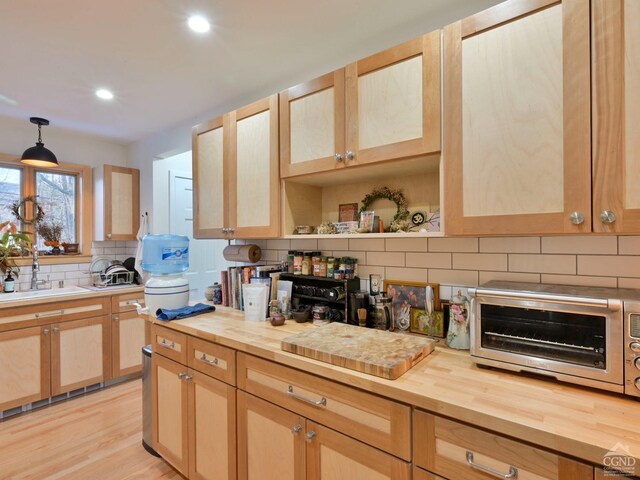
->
[188, 15, 210, 33]
[95, 89, 114, 100]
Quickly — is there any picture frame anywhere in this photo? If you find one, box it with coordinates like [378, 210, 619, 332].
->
[359, 210, 375, 232]
[383, 280, 441, 333]
[339, 203, 359, 222]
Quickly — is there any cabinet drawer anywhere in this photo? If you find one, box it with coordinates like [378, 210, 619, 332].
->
[152, 324, 187, 364]
[111, 292, 145, 313]
[0, 303, 63, 330]
[414, 411, 593, 480]
[237, 353, 411, 460]
[59, 297, 110, 321]
[413, 467, 446, 480]
[187, 336, 235, 386]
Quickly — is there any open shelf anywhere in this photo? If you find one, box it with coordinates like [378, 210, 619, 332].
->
[282, 154, 442, 237]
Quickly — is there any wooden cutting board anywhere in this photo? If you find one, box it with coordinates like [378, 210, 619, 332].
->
[281, 323, 435, 379]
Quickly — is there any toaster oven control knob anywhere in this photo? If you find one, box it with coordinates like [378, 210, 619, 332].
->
[635, 378, 640, 391]
[631, 342, 640, 353]
[635, 357, 640, 370]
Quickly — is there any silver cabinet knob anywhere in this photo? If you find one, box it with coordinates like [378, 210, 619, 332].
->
[107, 233, 112, 239]
[53, 326, 60, 332]
[334, 153, 344, 162]
[305, 431, 316, 442]
[600, 210, 617, 224]
[113, 316, 119, 322]
[43, 328, 49, 334]
[345, 150, 355, 161]
[291, 424, 303, 434]
[569, 212, 585, 225]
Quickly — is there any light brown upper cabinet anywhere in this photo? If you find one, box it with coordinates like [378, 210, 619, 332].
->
[94, 165, 140, 240]
[280, 32, 441, 178]
[592, 0, 640, 232]
[192, 95, 280, 239]
[444, 0, 591, 235]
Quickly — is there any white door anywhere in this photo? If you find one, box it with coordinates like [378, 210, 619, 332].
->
[169, 170, 227, 301]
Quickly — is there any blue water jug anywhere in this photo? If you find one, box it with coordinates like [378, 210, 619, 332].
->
[141, 234, 189, 274]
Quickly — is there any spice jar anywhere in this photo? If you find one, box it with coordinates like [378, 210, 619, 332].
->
[339, 258, 347, 273]
[344, 258, 355, 279]
[326, 257, 335, 278]
[287, 251, 295, 274]
[302, 252, 312, 276]
[312, 254, 322, 276]
[318, 256, 327, 277]
[293, 251, 303, 275]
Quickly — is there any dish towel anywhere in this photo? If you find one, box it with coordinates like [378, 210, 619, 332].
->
[156, 303, 215, 321]
[134, 214, 149, 280]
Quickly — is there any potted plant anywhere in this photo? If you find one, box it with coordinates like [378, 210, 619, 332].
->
[36, 221, 64, 255]
[0, 221, 32, 277]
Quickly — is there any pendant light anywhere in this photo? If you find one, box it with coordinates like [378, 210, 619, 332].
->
[21, 117, 58, 167]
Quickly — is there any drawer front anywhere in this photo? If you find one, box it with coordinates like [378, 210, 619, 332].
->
[111, 292, 145, 313]
[0, 303, 63, 330]
[414, 411, 593, 480]
[237, 353, 411, 460]
[59, 297, 111, 321]
[187, 336, 235, 386]
[152, 324, 187, 364]
[413, 467, 446, 480]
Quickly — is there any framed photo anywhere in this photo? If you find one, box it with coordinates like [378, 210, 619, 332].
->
[359, 210, 375, 232]
[339, 203, 359, 222]
[383, 280, 441, 333]
[410, 308, 446, 337]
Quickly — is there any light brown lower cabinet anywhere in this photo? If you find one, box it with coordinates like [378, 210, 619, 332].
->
[414, 411, 594, 480]
[152, 351, 236, 480]
[0, 325, 50, 411]
[413, 466, 446, 480]
[237, 390, 410, 480]
[111, 310, 146, 377]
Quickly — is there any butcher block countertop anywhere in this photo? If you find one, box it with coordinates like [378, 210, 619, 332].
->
[150, 306, 640, 473]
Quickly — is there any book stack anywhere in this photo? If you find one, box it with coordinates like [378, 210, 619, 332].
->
[220, 265, 282, 311]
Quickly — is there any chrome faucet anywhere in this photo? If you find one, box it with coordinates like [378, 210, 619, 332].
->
[30, 246, 49, 290]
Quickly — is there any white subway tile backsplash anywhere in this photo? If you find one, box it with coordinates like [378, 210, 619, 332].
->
[266, 239, 291, 250]
[348, 238, 385, 252]
[618, 278, 640, 289]
[406, 252, 451, 269]
[509, 254, 576, 275]
[453, 253, 507, 271]
[577, 255, 640, 278]
[542, 236, 617, 255]
[429, 237, 478, 253]
[618, 236, 640, 255]
[429, 269, 478, 286]
[333, 251, 366, 265]
[384, 267, 428, 283]
[479, 271, 540, 284]
[50, 264, 79, 273]
[290, 238, 318, 250]
[479, 237, 540, 253]
[318, 238, 349, 251]
[366, 251, 405, 267]
[385, 238, 428, 252]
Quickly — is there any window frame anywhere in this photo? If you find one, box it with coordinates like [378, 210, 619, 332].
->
[0, 153, 92, 257]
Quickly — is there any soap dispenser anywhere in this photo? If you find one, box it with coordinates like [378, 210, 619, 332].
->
[4, 269, 15, 293]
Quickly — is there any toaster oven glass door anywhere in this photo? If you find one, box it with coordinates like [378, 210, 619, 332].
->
[480, 304, 607, 369]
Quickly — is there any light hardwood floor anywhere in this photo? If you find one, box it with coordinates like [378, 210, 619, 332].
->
[0, 380, 183, 480]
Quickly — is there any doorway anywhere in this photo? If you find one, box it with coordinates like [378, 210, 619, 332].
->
[153, 152, 229, 301]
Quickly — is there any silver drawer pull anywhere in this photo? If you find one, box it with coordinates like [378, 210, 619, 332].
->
[287, 385, 326, 407]
[291, 424, 303, 434]
[466, 452, 518, 479]
[159, 339, 175, 349]
[199, 353, 219, 365]
[305, 431, 316, 442]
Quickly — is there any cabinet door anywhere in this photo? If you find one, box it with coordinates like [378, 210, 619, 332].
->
[50, 316, 110, 395]
[111, 310, 145, 378]
[414, 411, 593, 480]
[444, 0, 591, 235]
[187, 368, 236, 480]
[192, 115, 229, 238]
[103, 165, 140, 240]
[592, 0, 640, 232]
[237, 391, 306, 480]
[345, 32, 440, 166]
[153, 353, 189, 476]
[280, 70, 346, 177]
[0, 326, 50, 411]
[229, 95, 280, 238]
[306, 421, 411, 480]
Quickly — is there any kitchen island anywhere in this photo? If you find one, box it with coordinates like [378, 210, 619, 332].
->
[149, 306, 640, 479]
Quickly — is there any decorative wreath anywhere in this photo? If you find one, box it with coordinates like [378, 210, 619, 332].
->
[10, 195, 45, 225]
[359, 186, 409, 223]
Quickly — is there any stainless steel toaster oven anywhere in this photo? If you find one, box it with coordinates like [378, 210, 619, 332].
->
[469, 281, 640, 397]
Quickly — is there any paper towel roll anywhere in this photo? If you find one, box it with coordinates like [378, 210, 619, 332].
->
[223, 244, 262, 263]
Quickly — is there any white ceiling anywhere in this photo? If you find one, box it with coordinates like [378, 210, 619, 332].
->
[0, 0, 501, 143]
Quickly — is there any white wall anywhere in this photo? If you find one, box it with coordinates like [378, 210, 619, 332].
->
[0, 116, 128, 168]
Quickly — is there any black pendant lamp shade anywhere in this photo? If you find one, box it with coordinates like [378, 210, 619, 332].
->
[21, 117, 58, 167]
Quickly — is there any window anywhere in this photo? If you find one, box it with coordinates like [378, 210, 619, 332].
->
[0, 156, 91, 255]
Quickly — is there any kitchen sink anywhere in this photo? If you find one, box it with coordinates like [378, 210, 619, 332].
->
[0, 285, 90, 302]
